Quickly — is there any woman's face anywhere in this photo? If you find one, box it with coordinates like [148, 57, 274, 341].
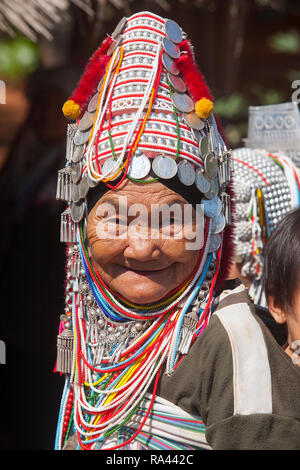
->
[87, 179, 201, 304]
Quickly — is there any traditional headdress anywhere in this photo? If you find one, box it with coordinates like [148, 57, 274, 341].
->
[55, 11, 233, 450]
[232, 103, 300, 305]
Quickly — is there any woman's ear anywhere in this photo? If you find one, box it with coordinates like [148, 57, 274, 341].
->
[268, 295, 288, 324]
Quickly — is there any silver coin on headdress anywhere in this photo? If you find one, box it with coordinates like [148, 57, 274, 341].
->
[101, 157, 119, 180]
[172, 92, 194, 113]
[71, 200, 85, 223]
[79, 171, 90, 199]
[163, 37, 180, 59]
[88, 92, 99, 113]
[71, 182, 81, 203]
[210, 212, 226, 234]
[127, 154, 151, 179]
[79, 111, 95, 132]
[112, 16, 127, 39]
[207, 233, 222, 253]
[107, 35, 122, 55]
[177, 160, 195, 186]
[97, 77, 104, 92]
[183, 112, 204, 131]
[162, 53, 179, 75]
[152, 155, 178, 179]
[199, 135, 210, 156]
[71, 162, 82, 183]
[167, 74, 186, 93]
[72, 144, 85, 163]
[203, 178, 219, 200]
[195, 168, 210, 193]
[202, 196, 222, 218]
[204, 153, 218, 179]
[164, 19, 183, 44]
[74, 128, 91, 146]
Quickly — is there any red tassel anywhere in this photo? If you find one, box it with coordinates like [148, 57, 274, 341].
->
[68, 36, 113, 115]
[175, 40, 214, 103]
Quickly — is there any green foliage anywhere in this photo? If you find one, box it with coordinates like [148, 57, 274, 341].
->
[268, 30, 300, 54]
[214, 93, 248, 118]
[0, 35, 39, 80]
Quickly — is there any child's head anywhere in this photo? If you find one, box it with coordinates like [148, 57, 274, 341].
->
[264, 208, 300, 346]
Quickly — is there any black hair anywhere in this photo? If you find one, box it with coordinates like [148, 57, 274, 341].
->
[264, 207, 300, 312]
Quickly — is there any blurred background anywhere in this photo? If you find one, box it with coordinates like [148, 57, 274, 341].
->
[0, 0, 299, 450]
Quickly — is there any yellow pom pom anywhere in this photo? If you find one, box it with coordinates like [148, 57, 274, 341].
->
[195, 98, 214, 120]
[62, 100, 81, 120]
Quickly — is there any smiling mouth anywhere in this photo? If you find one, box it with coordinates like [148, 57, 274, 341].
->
[117, 264, 173, 276]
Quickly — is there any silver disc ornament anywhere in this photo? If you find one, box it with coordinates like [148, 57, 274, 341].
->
[204, 153, 218, 179]
[112, 16, 127, 39]
[71, 182, 81, 203]
[162, 53, 179, 75]
[71, 200, 85, 223]
[71, 162, 82, 184]
[172, 92, 194, 113]
[79, 171, 90, 199]
[164, 19, 183, 44]
[199, 135, 210, 156]
[88, 93, 99, 113]
[127, 154, 151, 179]
[163, 37, 180, 59]
[79, 111, 95, 132]
[202, 196, 222, 218]
[195, 168, 210, 194]
[208, 233, 222, 253]
[167, 73, 186, 93]
[177, 160, 195, 186]
[72, 144, 85, 163]
[203, 178, 219, 200]
[101, 157, 119, 180]
[152, 155, 178, 179]
[210, 212, 226, 234]
[183, 112, 204, 131]
[74, 128, 91, 146]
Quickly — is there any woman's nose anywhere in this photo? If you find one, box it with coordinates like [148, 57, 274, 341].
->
[123, 229, 161, 262]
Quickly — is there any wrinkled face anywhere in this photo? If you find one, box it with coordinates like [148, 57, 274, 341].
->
[87, 179, 202, 304]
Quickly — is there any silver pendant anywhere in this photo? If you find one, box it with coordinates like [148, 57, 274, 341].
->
[72, 144, 85, 163]
[71, 182, 81, 203]
[66, 124, 77, 162]
[71, 200, 85, 223]
[162, 53, 179, 75]
[183, 112, 204, 131]
[60, 208, 77, 243]
[74, 128, 91, 146]
[152, 155, 178, 179]
[221, 191, 231, 225]
[101, 157, 119, 179]
[167, 73, 186, 93]
[172, 92, 194, 113]
[79, 171, 90, 199]
[164, 19, 183, 44]
[79, 111, 95, 132]
[112, 16, 127, 39]
[56, 167, 72, 202]
[88, 92, 100, 113]
[207, 233, 222, 253]
[210, 212, 226, 234]
[204, 152, 218, 179]
[195, 168, 210, 193]
[202, 196, 222, 218]
[127, 154, 151, 179]
[177, 160, 195, 186]
[163, 37, 180, 59]
[203, 178, 219, 200]
[199, 135, 210, 156]
[56, 328, 74, 374]
[71, 162, 82, 184]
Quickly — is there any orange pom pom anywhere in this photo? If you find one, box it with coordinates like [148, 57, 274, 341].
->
[195, 98, 214, 120]
[62, 100, 81, 120]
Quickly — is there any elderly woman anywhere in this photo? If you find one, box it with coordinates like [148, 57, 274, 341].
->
[54, 12, 300, 450]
